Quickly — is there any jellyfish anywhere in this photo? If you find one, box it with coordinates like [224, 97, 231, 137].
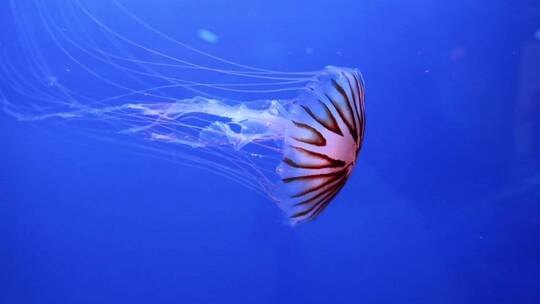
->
[0, 0, 365, 224]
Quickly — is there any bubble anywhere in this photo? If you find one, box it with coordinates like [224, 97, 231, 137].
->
[534, 29, 540, 41]
[197, 29, 219, 44]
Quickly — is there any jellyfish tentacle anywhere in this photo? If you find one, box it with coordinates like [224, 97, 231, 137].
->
[110, 0, 318, 76]
[73, 0, 313, 82]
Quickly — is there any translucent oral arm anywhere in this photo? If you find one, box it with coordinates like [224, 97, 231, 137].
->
[5, 96, 292, 151]
[125, 97, 292, 150]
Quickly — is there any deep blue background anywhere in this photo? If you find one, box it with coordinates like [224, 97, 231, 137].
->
[1, 0, 539, 303]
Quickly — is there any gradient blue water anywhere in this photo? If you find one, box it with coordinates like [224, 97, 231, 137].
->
[1, 1, 539, 303]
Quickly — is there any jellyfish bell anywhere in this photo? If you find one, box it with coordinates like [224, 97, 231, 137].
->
[0, 1, 365, 225]
[278, 66, 365, 224]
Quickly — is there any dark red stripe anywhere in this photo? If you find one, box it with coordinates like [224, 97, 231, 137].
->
[352, 73, 366, 152]
[325, 93, 357, 143]
[290, 169, 346, 198]
[293, 173, 347, 205]
[332, 79, 358, 142]
[345, 74, 362, 142]
[291, 178, 346, 220]
[282, 169, 344, 183]
[291, 120, 326, 146]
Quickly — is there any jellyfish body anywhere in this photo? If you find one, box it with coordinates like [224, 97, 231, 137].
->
[278, 66, 365, 224]
[0, 1, 365, 224]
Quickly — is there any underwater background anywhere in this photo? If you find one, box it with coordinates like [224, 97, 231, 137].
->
[0, 0, 539, 303]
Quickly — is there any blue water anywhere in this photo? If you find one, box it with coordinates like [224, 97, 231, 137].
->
[1, 1, 539, 303]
